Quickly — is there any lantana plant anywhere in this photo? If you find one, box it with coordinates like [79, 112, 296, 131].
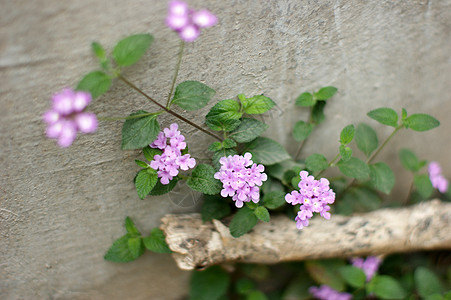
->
[43, 1, 450, 299]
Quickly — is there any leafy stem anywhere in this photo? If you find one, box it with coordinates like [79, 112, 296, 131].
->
[367, 125, 403, 164]
[118, 74, 222, 141]
[294, 107, 314, 160]
[166, 40, 185, 109]
[315, 153, 340, 178]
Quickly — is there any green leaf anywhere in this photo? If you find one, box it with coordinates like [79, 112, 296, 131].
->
[143, 228, 171, 253]
[340, 124, 355, 145]
[367, 275, 406, 299]
[305, 259, 346, 291]
[223, 138, 237, 149]
[263, 191, 286, 210]
[367, 108, 399, 127]
[314, 86, 338, 100]
[414, 267, 444, 298]
[229, 206, 259, 238]
[76, 70, 112, 99]
[246, 201, 259, 210]
[149, 177, 178, 196]
[235, 278, 255, 295]
[311, 100, 326, 125]
[414, 174, 434, 198]
[293, 121, 314, 142]
[336, 186, 381, 215]
[254, 206, 270, 222]
[121, 111, 160, 150]
[369, 162, 395, 194]
[338, 266, 366, 288]
[135, 159, 149, 168]
[295, 92, 315, 107]
[91, 41, 109, 69]
[205, 99, 242, 131]
[339, 145, 353, 162]
[246, 290, 268, 300]
[190, 266, 230, 300]
[241, 95, 276, 114]
[127, 237, 144, 258]
[104, 234, 141, 263]
[355, 123, 378, 157]
[142, 146, 162, 162]
[401, 108, 408, 120]
[213, 148, 237, 170]
[201, 195, 231, 222]
[208, 141, 223, 152]
[135, 169, 158, 199]
[244, 137, 291, 165]
[229, 118, 268, 143]
[112, 33, 153, 67]
[399, 148, 421, 172]
[305, 153, 328, 172]
[404, 113, 440, 131]
[124, 216, 140, 236]
[337, 157, 370, 180]
[172, 81, 216, 111]
[187, 164, 222, 195]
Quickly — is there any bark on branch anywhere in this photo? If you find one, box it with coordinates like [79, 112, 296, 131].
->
[161, 200, 451, 270]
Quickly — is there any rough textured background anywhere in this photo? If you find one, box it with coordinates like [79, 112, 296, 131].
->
[1, 0, 450, 299]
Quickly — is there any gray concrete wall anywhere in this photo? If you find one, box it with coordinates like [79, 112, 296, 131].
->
[1, 0, 450, 298]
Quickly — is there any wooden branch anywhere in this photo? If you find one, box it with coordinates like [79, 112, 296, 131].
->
[161, 200, 451, 270]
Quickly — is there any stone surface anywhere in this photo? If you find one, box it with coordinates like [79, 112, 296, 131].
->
[1, 0, 450, 298]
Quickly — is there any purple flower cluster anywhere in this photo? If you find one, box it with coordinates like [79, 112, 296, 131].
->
[214, 153, 268, 208]
[149, 123, 196, 184]
[428, 161, 449, 193]
[43, 88, 98, 147]
[309, 285, 352, 300]
[285, 171, 335, 229]
[166, 0, 217, 42]
[351, 256, 382, 282]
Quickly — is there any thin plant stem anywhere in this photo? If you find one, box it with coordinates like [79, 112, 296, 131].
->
[166, 41, 185, 108]
[98, 111, 163, 121]
[315, 153, 340, 178]
[404, 181, 414, 205]
[118, 74, 222, 141]
[294, 107, 314, 160]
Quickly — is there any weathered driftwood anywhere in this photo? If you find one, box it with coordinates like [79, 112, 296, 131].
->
[161, 200, 451, 270]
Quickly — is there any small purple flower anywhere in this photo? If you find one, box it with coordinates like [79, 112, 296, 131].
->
[309, 285, 352, 300]
[166, 1, 217, 42]
[351, 256, 382, 282]
[148, 123, 196, 185]
[428, 161, 449, 193]
[43, 88, 97, 147]
[285, 171, 335, 229]
[214, 153, 267, 208]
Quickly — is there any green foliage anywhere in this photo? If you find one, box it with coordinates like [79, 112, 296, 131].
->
[336, 186, 381, 215]
[235, 278, 256, 295]
[240, 95, 275, 114]
[128, 237, 144, 258]
[201, 195, 231, 222]
[369, 162, 395, 194]
[124, 216, 140, 236]
[246, 290, 268, 300]
[76, 70, 112, 99]
[149, 177, 179, 196]
[91, 41, 109, 70]
[223, 138, 237, 149]
[104, 234, 144, 262]
[295, 92, 315, 107]
[414, 174, 434, 198]
[399, 148, 424, 172]
[305, 153, 328, 172]
[113, 33, 153, 67]
[229, 118, 268, 143]
[311, 101, 326, 125]
[229, 206, 258, 238]
[121, 111, 160, 150]
[135, 159, 148, 168]
[367, 108, 399, 127]
[205, 99, 242, 131]
[190, 266, 230, 300]
[208, 141, 223, 152]
[254, 206, 270, 222]
[142, 146, 162, 162]
[172, 81, 216, 111]
[414, 267, 444, 298]
[355, 123, 378, 157]
[244, 137, 291, 165]
[338, 266, 366, 288]
[314, 86, 337, 100]
[337, 157, 370, 180]
[293, 121, 314, 142]
[143, 228, 172, 253]
[305, 259, 346, 291]
[135, 169, 158, 199]
[340, 124, 355, 145]
[263, 191, 286, 210]
[339, 145, 353, 162]
[404, 113, 440, 131]
[367, 275, 406, 299]
[187, 164, 222, 195]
